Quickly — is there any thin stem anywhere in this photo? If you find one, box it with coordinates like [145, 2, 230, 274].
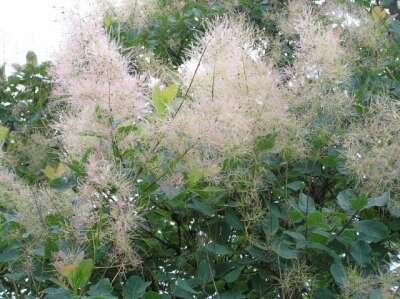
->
[211, 61, 216, 101]
[172, 43, 209, 119]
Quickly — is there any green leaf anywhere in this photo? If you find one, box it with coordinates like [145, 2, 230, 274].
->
[123, 276, 151, 299]
[152, 84, 178, 116]
[337, 190, 355, 213]
[224, 210, 243, 230]
[224, 266, 243, 283]
[354, 220, 389, 243]
[306, 211, 326, 228]
[195, 260, 213, 285]
[220, 291, 246, 299]
[313, 288, 336, 299]
[288, 208, 304, 223]
[366, 193, 389, 209]
[43, 288, 72, 299]
[175, 279, 199, 295]
[0, 125, 9, 144]
[0, 245, 21, 263]
[350, 196, 368, 211]
[88, 279, 116, 299]
[369, 288, 383, 299]
[70, 259, 93, 292]
[350, 240, 371, 266]
[255, 133, 277, 152]
[143, 291, 162, 299]
[330, 262, 347, 287]
[187, 199, 215, 217]
[299, 193, 315, 213]
[287, 181, 305, 191]
[262, 213, 279, 236]
[285, 231, 306, 243]
[271, 239, 298, 259]
[42, 164, 67, 181]
[203, 243, 233, 256]
[307, 242, 339, 260]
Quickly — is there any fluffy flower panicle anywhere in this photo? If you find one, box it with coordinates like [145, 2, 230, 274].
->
[53, 17, 148, 120]
[169, 17, 292, 157]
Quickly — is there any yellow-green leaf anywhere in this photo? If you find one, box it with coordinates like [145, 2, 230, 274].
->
[152, 84, 178, 116]
[0, 125, 9, 144]
[371, 6, 387, 23]
[43, 164, 67, 181]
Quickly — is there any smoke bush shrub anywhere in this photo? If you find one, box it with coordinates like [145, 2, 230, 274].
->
[1, 0, 400, 298]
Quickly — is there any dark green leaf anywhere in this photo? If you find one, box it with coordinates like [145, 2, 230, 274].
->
[175, 279, 199, 295]
[0, 245, 21, 263]
[330, 262, 347, 287]
[123, 276, 151, 299]
[43, 288, 72, 299]
[366, 193, 389, 209]
[299, 193, 316, 213]
[143, 291, 162, 299]
[187, 199, 215, 217]
[354, 220, 389, 243]
[203, 243, 233, 256]
[271, 239, 298, 259]
[195, 260, 213, 285]
[350, 240, 371, 266]
[224, 267, 243, 283]
[287, 181, 305, 191]
[88, 279, 116, 299]
[337, 190, 355, 213]
[220, 291, 246, 299]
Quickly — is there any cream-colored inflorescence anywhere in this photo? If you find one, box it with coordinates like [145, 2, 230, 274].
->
[0, 168, 74, 236]
[166, 17, 297, 162]
[343, 99, 400, 195]
[50, 14, 144, 267]
[52, 16, 148, 157]
[284, 1, 349, 88]
[282, 1, 356, 146]
[98, 0, 159, 27]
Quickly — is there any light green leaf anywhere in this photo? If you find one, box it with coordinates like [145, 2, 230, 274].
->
[0, 125, 9, 144]
[306, 211, 326, 228]
[350, 196, 368, 211]
[255, 133, 277, 152]
[70, 259, 93, 292]
[152, 84, 178, 116]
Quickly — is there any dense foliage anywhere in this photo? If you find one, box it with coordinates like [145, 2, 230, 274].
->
[1, 0, 400, 298]
[0, 52, 56, 184]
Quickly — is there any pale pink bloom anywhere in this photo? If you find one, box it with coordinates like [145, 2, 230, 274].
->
[53, 17, 148, 119]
